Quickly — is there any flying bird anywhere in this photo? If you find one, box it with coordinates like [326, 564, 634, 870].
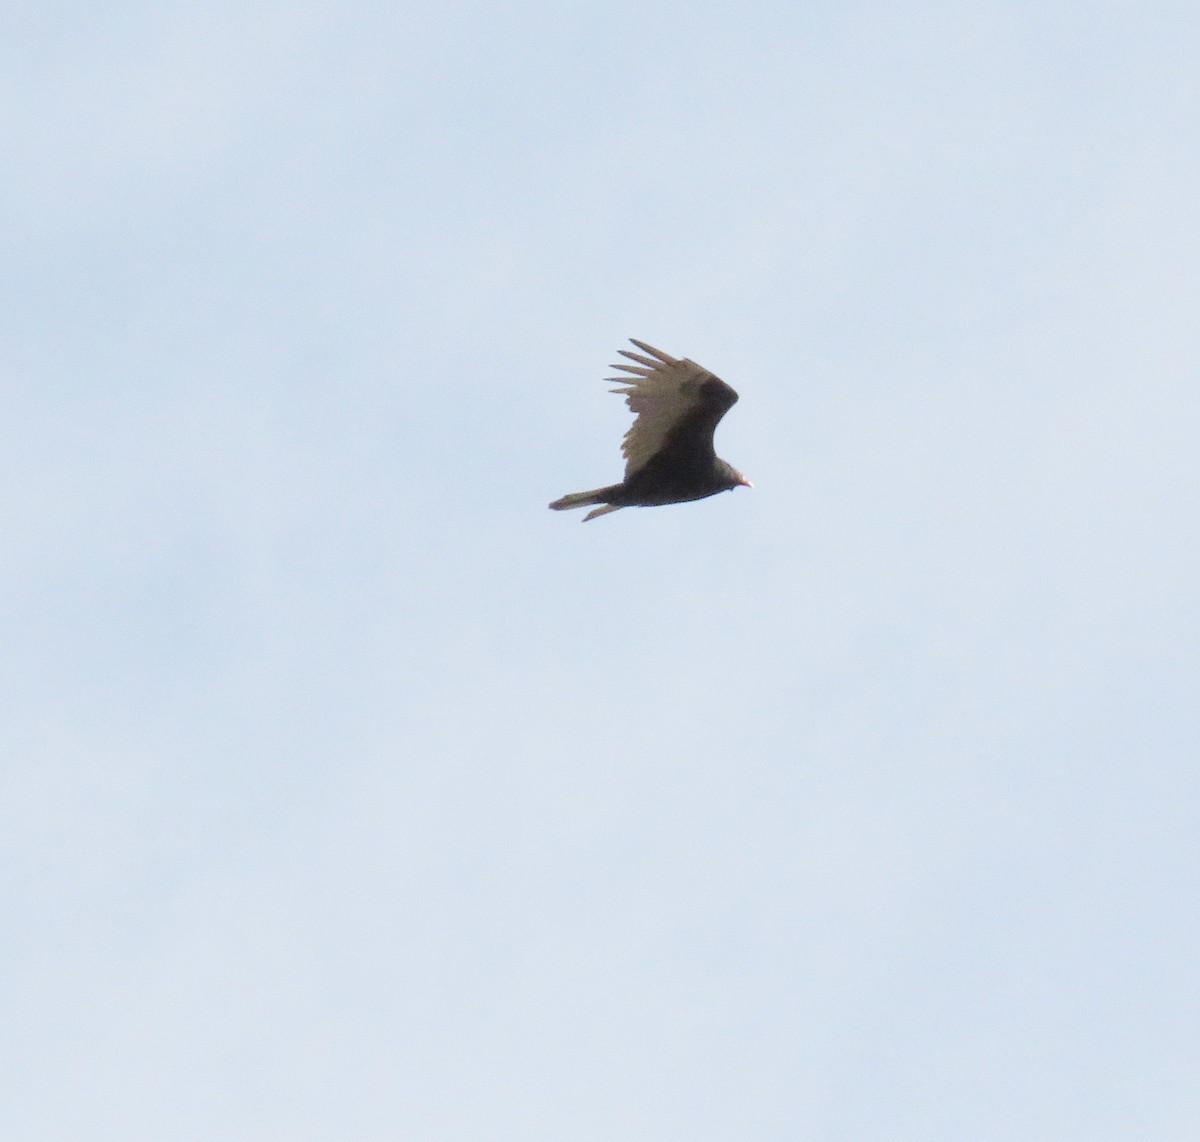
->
[549, 339, 751, 522]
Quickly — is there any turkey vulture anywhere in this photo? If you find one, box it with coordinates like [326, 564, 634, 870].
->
[549, 339, 751, 522]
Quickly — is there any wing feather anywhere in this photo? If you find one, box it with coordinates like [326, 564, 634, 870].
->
[608, 339, 739, 477]
[617, 348, 667, 369]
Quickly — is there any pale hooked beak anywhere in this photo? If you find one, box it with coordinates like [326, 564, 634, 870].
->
[737, 475, 753, 489]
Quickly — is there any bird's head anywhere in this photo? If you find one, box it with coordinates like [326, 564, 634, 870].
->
[719, 462, 753, 491]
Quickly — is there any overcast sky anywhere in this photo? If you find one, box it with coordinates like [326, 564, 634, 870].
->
[4, 2, 1200, 1138]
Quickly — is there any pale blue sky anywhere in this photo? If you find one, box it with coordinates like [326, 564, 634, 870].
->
[4, 2, 1200, 1138]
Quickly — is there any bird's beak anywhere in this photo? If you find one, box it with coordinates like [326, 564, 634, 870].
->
[738, 475, 753, 489]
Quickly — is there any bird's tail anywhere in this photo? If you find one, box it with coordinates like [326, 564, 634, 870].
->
[548, 487, 624, 522]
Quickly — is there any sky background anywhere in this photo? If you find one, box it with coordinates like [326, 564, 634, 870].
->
[4, 1, 1200, 1138]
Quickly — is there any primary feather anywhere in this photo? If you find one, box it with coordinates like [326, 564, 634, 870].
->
[550, 338, 751, 522]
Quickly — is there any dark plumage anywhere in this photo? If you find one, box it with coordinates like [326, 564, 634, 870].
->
[549, 339, 751, 522]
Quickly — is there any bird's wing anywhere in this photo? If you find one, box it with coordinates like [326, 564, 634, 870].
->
[608, 339, 739, 477]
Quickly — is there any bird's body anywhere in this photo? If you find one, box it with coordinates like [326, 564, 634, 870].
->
[550, 339, 750, 522]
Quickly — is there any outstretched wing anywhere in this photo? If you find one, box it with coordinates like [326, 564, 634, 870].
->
[608, 339, 739, 477]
